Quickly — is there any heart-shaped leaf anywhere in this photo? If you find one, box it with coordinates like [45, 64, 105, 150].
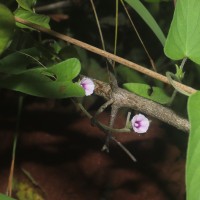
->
[164, 0, 200, 64]
[123, 83, 170, 104]
[187, 91, 200, 200]
[0, 58, 85, 98]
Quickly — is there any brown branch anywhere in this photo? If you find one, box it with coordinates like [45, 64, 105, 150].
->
[93, 78, 190, 133]
[14, 17, 197, 95]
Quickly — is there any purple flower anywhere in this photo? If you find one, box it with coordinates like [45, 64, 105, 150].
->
[131, 114, 150, 133]
[80, 77, 95, 96]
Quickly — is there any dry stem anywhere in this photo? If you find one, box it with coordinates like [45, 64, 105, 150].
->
[14, 17, 196, 95]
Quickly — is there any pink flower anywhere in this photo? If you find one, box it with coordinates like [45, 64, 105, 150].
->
[131, 114, 149, 133]
[80, 77, 95, 96]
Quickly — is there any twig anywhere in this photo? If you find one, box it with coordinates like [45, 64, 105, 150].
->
[76, 101, 130, 133]
[74, 101, 136, 162]
[111, 136, 137, 162]
[14, 17, 197, 95]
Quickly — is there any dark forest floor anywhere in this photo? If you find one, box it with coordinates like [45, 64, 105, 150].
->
[0, 92, 186, 200]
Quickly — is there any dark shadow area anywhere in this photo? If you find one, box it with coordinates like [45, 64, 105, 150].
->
[0, 93, 186, 200]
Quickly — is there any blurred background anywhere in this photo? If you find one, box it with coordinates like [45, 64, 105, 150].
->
[0, 0, 195, 199]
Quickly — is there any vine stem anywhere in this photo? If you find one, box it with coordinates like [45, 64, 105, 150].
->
[7, 95, 23, 196]
[75, 101, 130, 133]
[73, 101, 137, 162]
[14, 17, 196, 95]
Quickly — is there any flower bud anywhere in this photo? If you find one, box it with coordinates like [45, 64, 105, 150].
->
[80, 77, 95, 96]
[131, 114, 150, 133]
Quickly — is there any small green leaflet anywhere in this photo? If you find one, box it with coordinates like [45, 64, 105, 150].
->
[123, 83, 170, 104]
[0, 194, 16, 200]
[14, 8, 50, 29]
[0, 4, 15, 55]
[186, 91, 200, 200]
[164, 0, 200, 65]
[0, 58, 85, 98]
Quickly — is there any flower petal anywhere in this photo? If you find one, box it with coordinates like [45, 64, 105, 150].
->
[80, 77, 95, 96]
[131, 114, 150, 134]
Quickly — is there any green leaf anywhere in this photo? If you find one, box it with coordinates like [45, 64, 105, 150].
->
[0, 58, 85, 98]
[164, 0, 200, 64]
[123, 83, 170, 104]
[0, 4, 15, 55]
[46, 58, 81, 81]
[0, 194, 16, 200]
[0, 48, 41, 75]
[14, 8, 50, 29]
[124, 0, 166, 46]
[186, 91, 200, 200]
[16, 0, 36, 12]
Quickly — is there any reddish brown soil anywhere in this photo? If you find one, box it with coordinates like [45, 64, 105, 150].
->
[0, 94, 186, 200]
